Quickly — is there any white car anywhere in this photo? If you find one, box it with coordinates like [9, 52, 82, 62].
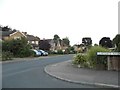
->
[31, 49, 42, 56]
[37, 50, 48, 56]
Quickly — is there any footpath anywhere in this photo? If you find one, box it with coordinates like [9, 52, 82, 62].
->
[44, 60, 120, 88]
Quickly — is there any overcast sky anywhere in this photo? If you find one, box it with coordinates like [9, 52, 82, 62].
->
[0, 0, 119, 45]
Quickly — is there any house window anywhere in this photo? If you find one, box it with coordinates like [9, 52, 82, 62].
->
[31, 41, 35, 44]
[14, 37, 20, 40]
[35, 41, 38, 45]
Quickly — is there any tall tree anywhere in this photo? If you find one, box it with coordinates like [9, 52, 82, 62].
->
[53, 34, 60, 40]
[2, 26, 12, 31]
[82, 37, 92, 46]
[113, 34, 120, 51]
[62, 37, 70, 46]
[53, 34, 60, 46]
[113, 34, 120, 47]
[99, 37, 113, 48]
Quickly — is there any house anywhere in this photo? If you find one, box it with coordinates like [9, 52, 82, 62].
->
[26, 34, 40, 50]
[22, 32, 40, 50]
[73, 43, 86, 53]
[39, 39, 69, 51]
[39, 39, 55, 51]
[1, 26, 40, 50]
[1, 30, 26, 41]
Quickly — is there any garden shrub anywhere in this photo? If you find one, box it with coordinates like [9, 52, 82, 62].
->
[73, 54, 88, 67]
[73, 46, 110, 69]
[2, 37, 34, 58]
[18, 49, 34, 58]
[2, 51, 13, 61]
[87, 46, 110, 69]
[57, 50, 64, 54]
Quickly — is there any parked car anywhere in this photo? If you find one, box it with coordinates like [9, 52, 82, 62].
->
[31, 49, 42, 56]
[37, 50, 48, 56]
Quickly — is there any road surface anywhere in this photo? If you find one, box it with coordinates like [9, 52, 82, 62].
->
[2, 54, 101, 88]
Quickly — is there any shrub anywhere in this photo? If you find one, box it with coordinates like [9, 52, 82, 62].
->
[2, 51, 13, 61]
[18, 49, 34, 58]
[57, 50, 64, 54]
[87, 46, 110, 69]
[73, 54, 88, 67]
[2, 37, 34, 58]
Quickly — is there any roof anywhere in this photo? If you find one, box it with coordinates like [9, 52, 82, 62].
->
[27, 35, 40, 41]
[2, 30, 16, 37]
[40, 39, 53, 42]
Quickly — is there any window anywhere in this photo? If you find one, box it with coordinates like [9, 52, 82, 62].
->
[32, 41, 35, 44]
[14, 37, 20, 40]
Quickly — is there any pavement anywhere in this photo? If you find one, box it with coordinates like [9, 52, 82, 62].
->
[44, 60, 120, 88]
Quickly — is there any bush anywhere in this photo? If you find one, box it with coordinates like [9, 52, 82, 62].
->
[73, 46, 110, 69]
[87, 46, 110, 69]
[57, 50, 64, 54]
[2, 37, 34, 58]
[18, 49, 34, 58]
[2, 51, 13, 61]
[73, 54, 88, 67]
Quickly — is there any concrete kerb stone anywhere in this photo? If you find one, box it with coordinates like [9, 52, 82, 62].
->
[44, 61, 120, 88]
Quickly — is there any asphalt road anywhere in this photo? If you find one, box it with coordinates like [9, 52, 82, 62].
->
[2, 54, 103, 88]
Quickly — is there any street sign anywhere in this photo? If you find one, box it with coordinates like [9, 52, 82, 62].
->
[97, 52, 120, 56]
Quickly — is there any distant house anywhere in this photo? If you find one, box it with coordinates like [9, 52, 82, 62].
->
[1, 30, 26, 41]
[54, 40, 69, 51]
[39, 39, 55, 51]
[39, 39, 69, 51]
[22, 32, 40, 49]
[73, 43, 86, 53]
[26, 34, 40, 50]
[1, 26, 40, 50]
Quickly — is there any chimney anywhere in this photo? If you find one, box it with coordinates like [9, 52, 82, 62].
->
[22, 32, 27, 35]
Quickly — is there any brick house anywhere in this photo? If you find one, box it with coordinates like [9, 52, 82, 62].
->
[22, 32, 40, 50]
[2, 30, 26, 41]
[26, 34, 40, 50]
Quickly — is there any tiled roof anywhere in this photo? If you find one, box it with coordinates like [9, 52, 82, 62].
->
[40, 39, 53, 42]
[27, 35, 40, 41]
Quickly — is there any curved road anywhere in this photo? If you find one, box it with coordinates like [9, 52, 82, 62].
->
[3, 54, 98, 88]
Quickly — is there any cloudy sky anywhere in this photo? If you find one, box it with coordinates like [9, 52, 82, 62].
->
[0, 0, 119, 45]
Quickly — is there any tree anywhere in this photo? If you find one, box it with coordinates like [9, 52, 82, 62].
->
[53, 34, 60, 46]
[113, 34, 120, 51]
[94, 43, 98, 46]
[99, 37, 113, 48]
[82, 37, 92, 46]
[2, 26, 12, 31]
[113, 34, 120, 47]
[62, 37, 70, 46]
[39, 40, 51, 51]
[53, 34, 60, 41]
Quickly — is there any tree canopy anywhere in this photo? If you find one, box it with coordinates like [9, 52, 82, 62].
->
[53, 34, 61, 46]
[82, 37, 92, 46]
[53, 34, 60, 40]
[113, 34, 120, 51]
[2, 26, 12, 31]
[99, 37, 113, 48]
[62, 37, 70, 46]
